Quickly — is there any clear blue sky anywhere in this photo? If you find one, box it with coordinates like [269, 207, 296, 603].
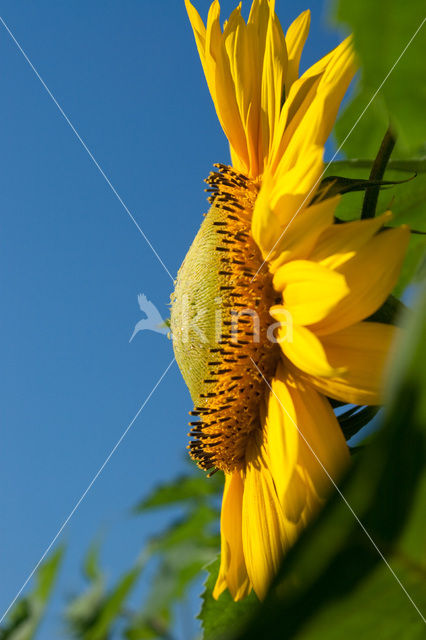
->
[0, 1, 348, 637]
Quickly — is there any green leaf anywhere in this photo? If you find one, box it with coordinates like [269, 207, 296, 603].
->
[144, 543, 217, 617]
[149, 504, 219, 553]
[334, 0, 426, 157]
[126, 489, 221, 640]
[231, 286, 426, 639]
[134, 471, 223, 512]
[84, 563, 143, 640]
[83, 540, 104, 583]
[141, 505, 219, 618]
[199, 558, 258, 640]
[325, 159, 426, 226]
[65, 539, 145, 640]
[0, 547, 64, 640]
[124, 615, 173, 640]
[65, 542, 106, 638]
[65, 582, 105, 639]
[124, 539, 216, 640]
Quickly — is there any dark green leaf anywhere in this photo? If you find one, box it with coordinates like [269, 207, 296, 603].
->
[367, 294, 407, 325]
[360, 128, 396, 219]
[338, 405, 379, 441]
[200, 558, 258, 640]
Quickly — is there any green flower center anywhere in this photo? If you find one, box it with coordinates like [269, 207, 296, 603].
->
[171, 165, 280, 474]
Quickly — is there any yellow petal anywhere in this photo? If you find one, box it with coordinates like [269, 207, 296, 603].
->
[309, 212, 393, 270]
[242, 433, 287, 600]
[186, 2, 355, 180]
[185, 0, 251, 174]
[185, 0, 220, 102]
[263, 368, 300, 500]
[262, 368, 308, 536]
[313, 36, 356, 146]
[269, 196, 340, 272]
[273, 320, 343, 378]
[281, 370, 350, 501]
[273, 37, 355, 176]
[223, 7, 260, 176]
[214, 471, 251, 601]
[215, 38, 250, 173]
[260, 3, 288, 164]
[302, 322, 401, 405]
[185, 0, 207, 68]
[252, 146, 331, 265]
[285, 10, 310, 92]
[272, 259, 349, 325]
[262, 365, 349, 545]
[267, 39, 344, 174]
[248, 0, 270, 44]
[268, 71, 322, 173]
[312, 226, 410, 335]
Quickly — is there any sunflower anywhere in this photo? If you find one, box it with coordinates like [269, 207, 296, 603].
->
[170, 0, 409, 601]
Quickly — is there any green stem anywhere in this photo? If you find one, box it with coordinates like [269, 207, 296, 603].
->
[361, 127, 396, 219]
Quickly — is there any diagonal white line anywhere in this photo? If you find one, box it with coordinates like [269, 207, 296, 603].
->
[0, 356, 176, 626]
[251, 16, 426, 282]
[0, 15, 175, 283]
[250, 357, 426, 623]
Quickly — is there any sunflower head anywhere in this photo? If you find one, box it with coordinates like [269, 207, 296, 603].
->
[171, 164, 282, 473]
[171, 0, 409, 602]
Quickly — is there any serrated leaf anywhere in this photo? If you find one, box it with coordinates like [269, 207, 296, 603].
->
[199, 558, 258, 640]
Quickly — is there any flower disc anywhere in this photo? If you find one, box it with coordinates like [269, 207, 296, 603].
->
[171, 165, 281, 473]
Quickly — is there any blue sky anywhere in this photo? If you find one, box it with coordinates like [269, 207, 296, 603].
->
[0, 1, 349, 637]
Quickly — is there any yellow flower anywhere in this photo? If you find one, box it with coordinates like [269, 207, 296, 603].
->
[170, 0, 409, 601]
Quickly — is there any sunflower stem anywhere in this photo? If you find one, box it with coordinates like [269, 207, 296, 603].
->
[361, 127, 396, 219]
